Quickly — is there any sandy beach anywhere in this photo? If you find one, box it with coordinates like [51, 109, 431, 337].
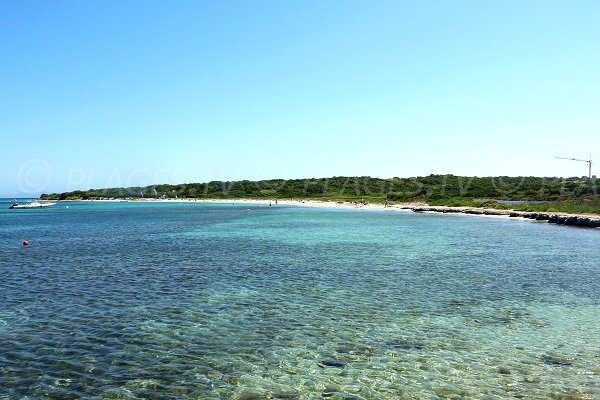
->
[73, 197, 600, 226]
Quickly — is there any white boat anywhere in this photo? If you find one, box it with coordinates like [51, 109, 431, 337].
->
[9, 200, 56, 209]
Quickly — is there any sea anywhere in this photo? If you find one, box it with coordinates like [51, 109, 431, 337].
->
[1, 199, 599, 399]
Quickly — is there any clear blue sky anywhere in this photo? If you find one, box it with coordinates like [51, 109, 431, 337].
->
[1, 0, 599, 196]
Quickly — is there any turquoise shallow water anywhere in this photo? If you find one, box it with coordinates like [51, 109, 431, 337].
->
[1, 200, 599, 399]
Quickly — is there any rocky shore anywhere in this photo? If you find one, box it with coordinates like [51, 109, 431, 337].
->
[402, 206, 600, 228]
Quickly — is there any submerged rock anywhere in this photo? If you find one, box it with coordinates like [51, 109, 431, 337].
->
[318, 359, 347, 368]
[237, 392, 271, 400]
[386, 340, 425, 351]
[540, 354, 573, 367]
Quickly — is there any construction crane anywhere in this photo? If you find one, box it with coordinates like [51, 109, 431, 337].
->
[555, 156, 593, 179]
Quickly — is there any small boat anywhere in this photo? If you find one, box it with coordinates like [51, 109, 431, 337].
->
[9, 200, 56, 209]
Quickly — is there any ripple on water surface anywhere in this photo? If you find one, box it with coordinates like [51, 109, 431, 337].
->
[1, 202, 599, 399]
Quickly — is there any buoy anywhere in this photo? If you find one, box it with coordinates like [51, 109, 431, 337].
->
[23, 240, 29, 246]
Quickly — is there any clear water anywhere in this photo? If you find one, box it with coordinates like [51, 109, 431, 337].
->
[1, 200, 599, 399]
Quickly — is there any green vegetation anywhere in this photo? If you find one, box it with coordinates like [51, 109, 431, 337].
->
[426, 198, 509, 209]
[40, 174, 600, 214]
[511, 196, 600, 215]
[385, 175, 598, 201]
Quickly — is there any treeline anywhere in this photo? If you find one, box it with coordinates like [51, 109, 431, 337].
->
[41, 175, 599, 202]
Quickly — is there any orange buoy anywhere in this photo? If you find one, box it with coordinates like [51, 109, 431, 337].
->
[23, 240, 29, 246]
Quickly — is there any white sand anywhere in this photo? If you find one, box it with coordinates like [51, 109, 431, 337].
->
[71, 198, 600, 223]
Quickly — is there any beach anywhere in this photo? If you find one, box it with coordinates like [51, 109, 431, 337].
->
[74, 197, 600, 228]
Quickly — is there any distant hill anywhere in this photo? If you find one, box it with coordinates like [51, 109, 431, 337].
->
[41, 175, 599, 203]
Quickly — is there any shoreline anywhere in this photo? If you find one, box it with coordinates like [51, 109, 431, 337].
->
[62, 198, 600, 229]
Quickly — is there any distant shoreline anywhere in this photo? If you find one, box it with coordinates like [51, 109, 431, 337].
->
[59, 198, 600, 229]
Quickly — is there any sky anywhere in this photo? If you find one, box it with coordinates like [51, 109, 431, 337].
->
[1, 0, 599, 196]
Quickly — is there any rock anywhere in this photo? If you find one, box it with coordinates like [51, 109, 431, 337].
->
[556, 216, 568, 224]
[589, 219, 600, 228]
[318, 359, 347, 368]
[564, 216, 578, 225]
[548, 215, 559, 223]
[464, 209, 483, 215]
[386, 339, 425, 351]
[540, 354, 573, 367]
[536, 213, 550, 221]
[576, 217, 591, 227]
[237, 391, 270, 400]
[509, 212, 521, 217]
